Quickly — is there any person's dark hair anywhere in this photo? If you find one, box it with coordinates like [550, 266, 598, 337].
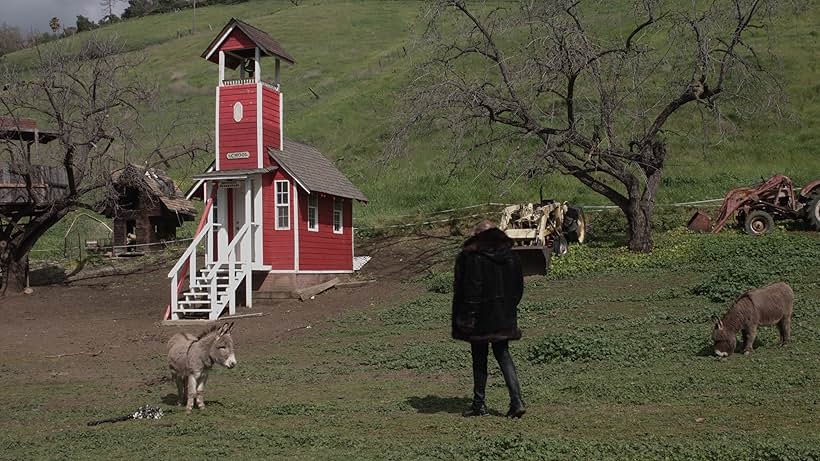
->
[473, 220, 496, 235]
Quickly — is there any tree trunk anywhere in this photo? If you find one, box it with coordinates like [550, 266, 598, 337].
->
[1, 255, 27, 293]
[1, 208, 69, 294]
[623, 140, 665, 253]
[624, 198, 654, 252]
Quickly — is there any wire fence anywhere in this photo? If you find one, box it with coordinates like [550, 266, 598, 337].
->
[355, 197, 725, 231]
[25, 196, 727, 259]
[30, 235, 197, 261]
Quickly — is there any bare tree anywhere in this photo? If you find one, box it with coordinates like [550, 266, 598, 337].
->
[0, 35, 205, 293]
[396, 0, 792, 251]
[100, 0, 122, 20]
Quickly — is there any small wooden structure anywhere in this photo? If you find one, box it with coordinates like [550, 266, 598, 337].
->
[0, 117, 66, 217]
[103, 164, 197, 254]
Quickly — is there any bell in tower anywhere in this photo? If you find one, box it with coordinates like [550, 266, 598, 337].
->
[241, 58, 256, 80]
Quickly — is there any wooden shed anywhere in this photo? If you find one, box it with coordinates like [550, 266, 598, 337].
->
[104, 164, 197, 254]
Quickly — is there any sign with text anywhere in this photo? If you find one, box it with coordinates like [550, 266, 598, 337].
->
[226, 151, 250, 160]
[220, 180, 241, 188]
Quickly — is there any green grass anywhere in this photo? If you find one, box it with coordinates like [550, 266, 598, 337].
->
[3, 229, 820, 459]
[2, 0, 817, 248]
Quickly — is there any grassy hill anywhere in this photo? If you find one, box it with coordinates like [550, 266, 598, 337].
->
[4, 0, 819, 235]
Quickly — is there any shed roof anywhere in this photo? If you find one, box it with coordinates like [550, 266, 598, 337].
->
[202, 18, 295, 69]
[269, 139, 368, 203]
[108, 164, 197, 218]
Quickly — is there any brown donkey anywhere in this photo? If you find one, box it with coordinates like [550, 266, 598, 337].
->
[167, 322, 237, 413]
[712, 282, 794, 357]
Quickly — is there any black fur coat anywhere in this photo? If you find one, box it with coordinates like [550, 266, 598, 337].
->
[451, 228, 524, 342]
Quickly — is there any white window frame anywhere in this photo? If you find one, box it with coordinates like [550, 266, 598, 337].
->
[275, 180, 290, 230]
[333, 197, 343, 234]
[308, 194, 319, 232]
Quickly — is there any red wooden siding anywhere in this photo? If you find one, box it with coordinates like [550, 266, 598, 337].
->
[262, 86, 282, 160]
[218, 84, 258, 170]
[220, 28, 255, 51]
[262, 169, 294, 269]
[298, 191, 353, 271]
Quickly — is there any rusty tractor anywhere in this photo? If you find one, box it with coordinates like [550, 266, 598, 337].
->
[688, 174, 820, 235]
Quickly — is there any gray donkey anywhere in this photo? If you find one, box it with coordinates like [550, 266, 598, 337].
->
[712, 282, 794, 357]
[167, 322, 237, 413]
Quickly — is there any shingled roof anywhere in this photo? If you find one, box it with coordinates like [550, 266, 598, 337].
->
[269, 140, 368, 203]
[202, 18, 295, 69]
[107, 164, 197, 218]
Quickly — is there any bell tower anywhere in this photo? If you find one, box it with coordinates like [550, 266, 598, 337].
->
[201, 18, 295, 171]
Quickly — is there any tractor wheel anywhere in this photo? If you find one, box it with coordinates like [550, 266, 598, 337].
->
[552, 235, 569, 256]
[735, 211, 746, 228]
[806, 193, 820, 231]
[563, 207, 586, 244]
[743, 210, 775, 236]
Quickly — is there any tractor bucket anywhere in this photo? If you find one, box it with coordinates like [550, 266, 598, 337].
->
[512, 246, 552, 276]
[687, 211, 712, 233]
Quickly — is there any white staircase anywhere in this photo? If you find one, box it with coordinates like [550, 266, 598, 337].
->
[168, 221, 256, 320]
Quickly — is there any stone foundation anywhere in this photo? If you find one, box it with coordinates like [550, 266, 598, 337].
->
[252, 272, 351, 299]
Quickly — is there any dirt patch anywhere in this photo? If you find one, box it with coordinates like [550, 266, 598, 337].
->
[0, 233, 446, 390]
[357, 229, 463, 281]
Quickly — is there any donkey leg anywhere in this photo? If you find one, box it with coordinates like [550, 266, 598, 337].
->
[185, 375, 197, 414]
[173, 372, 184, 406]
[778, 317, 791, 345]
[743, 326, 757, 354]
[195, 373, 209, 410]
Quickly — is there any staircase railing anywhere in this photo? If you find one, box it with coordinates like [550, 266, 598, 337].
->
[165, 193, 215, 320]
[203, 222, 257, 319]
[168, 221, 216, 319]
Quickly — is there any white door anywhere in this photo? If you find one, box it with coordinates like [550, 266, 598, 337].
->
[232, 185, 245, 236]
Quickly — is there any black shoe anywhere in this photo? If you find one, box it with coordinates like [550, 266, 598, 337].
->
[462, 405, 489, 417]
[506, 401, 525, 418]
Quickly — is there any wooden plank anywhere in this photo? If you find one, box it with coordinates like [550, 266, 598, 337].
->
[296, 277, 340, 301]
[159, 312, 266, 327]
[160, 319, 211, 326]
[222, 312, 266, 320]
[335, 279, 376, 289]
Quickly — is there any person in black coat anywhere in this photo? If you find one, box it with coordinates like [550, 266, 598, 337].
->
[452, 220, 525, 418]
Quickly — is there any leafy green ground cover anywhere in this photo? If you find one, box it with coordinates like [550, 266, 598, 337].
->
[2, 228, 819, 460]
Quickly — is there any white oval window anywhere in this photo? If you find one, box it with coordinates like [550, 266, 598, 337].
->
[233, 102, 243, 122]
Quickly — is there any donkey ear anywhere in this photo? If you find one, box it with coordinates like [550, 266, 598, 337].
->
[217, 323, 229, 337]
[226, 322, 235, 333]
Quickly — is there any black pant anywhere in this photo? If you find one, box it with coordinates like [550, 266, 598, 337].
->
[470, 340, 522, 408]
